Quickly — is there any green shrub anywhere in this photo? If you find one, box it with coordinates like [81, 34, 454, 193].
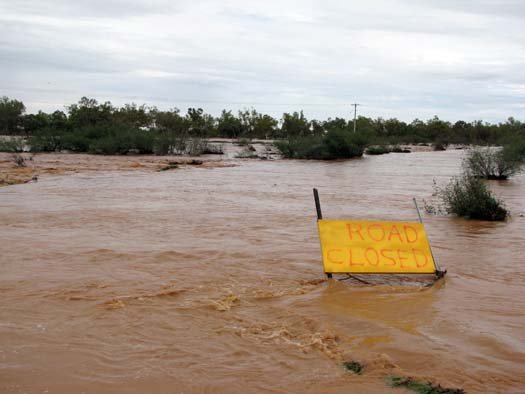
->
[88, 129, 154, 155]
[154, 133, 189, 155]
[131, 130, 155, 154]
[389, 375, 464, 394]
[464, 147, 521, 180]
[342, 361, 363, 374]
[366, 145, 391, 155]
[435, 174, 507, 221]
[390, 145, 410, 153]
[88, 135, 124, 154]
[153, 133, 174, 155]
[365, 144, 410, 155]
[60, 132, 91, 152]
[0, 138, 24, 152]
[28, 129, 63, 152]
[323, 129, 367, 158]
[274, 136, 323, 159]
[275, 129, 367, 160]
[500, 135, 525, 170]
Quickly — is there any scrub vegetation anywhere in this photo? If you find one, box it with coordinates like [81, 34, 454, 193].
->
[365, 144, 410, 155]
[342, 361, 363, 374]
[10, 153, 27, 167]
[434, 174, 508, 221]
[389, 375, 465, 394]
[427, 140, 524, 221]
[1, 96, 524, 160]
[275, 129, 368, 160]
[464, 142, 524, 180]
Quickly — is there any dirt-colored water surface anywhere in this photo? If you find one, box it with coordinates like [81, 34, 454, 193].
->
[1, 150, 524, 393]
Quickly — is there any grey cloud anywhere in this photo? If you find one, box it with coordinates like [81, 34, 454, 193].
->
[418, 0, 525, 19]
[0, 0, 524, 122]
[1, 0, 185, 18]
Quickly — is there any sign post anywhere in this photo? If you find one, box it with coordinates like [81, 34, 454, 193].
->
[313, 188, 332, 278]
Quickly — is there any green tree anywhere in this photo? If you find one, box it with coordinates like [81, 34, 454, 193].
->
[471, 120, 491, 143]
[0, 97, 25, 135]
[323, 117, 348, 132]
[49, 110, 68, 131]
[311, 120, 325, 137]
[113, 103, 151, 128]
[186, 108, 216, 137]
[384, 118, 409, 138]
[217, 110, 244, 138]
[426, 116, 452, 147]
[356, 116, 379, 135]
[68, 97, 114, 129]
[238, 109, 278, 138]
[22, 111, 50, 134]
[281, 111, 311, 138]
[154, 108, 188, 134]
[409, 118, 427, 141]
[452, 120, 471, 143]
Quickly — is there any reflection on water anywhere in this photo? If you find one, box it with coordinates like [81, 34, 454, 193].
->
[1, 150, 524, 393]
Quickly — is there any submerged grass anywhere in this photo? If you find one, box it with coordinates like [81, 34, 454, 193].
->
[389, 375, 465, 394]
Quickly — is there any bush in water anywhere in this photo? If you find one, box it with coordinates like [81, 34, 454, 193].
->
[464, 147, 521, 180]
[275, 129, 368, 160]
[435, 174, 507, 221]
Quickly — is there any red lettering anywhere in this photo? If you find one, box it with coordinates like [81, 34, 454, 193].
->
[349, 249, 365, 266]
[365, 248, 379, 266]
[347, 224, 364, 241]
[397, 249, 409, 268]
[388, 225, 404, 243]
[327, 249, 344, 264]
[403, 225, 418, 244]
[367, 224, 385, 242]
[380, 249, 396, 266]
[412, 248, 428, 268]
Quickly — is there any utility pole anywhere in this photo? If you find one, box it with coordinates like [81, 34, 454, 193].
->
[351, 103, 360, 133]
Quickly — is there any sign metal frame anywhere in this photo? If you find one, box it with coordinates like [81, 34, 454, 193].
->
[313, 188, 447, 280]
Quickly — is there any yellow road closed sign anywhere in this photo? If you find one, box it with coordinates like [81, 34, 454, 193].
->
[317, 220, 437, 274]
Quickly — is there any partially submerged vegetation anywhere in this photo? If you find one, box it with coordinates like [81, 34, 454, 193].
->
[432, 174, 508, 221]
[426, 140, 524, 221]
[342, 360, 363, 374]
[365, 144, 411, 155]
[340, 361, 463, 393]
[11, 153, 27, 167]
[275, 129, 368, 160]
[0, 138, 24, 152]
[26, 125, 225, 156]
[464, 140, 524, 180]
[389, 375, 464, 394]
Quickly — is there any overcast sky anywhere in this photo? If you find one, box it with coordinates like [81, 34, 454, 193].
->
[1, 0, 524, 122]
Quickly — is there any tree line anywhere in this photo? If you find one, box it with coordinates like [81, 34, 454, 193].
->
[1, 96, 524, 146]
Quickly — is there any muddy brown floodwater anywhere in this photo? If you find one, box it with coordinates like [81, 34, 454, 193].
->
[1, 150, 524, 393]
